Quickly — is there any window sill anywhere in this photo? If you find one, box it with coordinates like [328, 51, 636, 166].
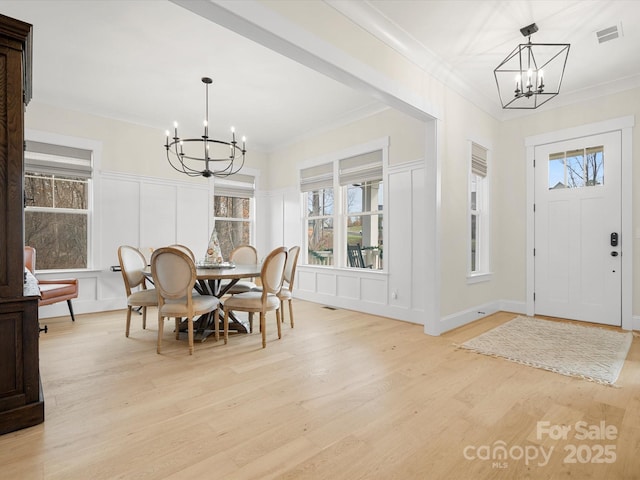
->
[466, 272, 493, 284]
[300, 264, 387, 275]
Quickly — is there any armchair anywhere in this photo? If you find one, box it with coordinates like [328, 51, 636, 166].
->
[24, 246, 79, 321]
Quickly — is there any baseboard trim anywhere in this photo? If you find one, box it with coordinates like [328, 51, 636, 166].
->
[434, 300, 527, 336]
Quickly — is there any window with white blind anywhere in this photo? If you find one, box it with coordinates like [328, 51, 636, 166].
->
[301, 162, 334, 266]
[469, 142, 490, 280]
[213, 174, 255, 259]
[24, 140, 93, 270]
[301, 149, 384, 269]
[340, 151, 383, 269]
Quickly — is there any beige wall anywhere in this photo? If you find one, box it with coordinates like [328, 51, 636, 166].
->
[264, 107, 427, 190]
[495, 87, 640, 315]
[24, 101, 268, 181]
[438, 88, 501, 317]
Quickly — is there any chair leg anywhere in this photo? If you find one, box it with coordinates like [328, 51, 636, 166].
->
[288, 299, 294, 328]
[223, 310, 230, 344]
[187, 318, 194, 355]
[67, 299, 76, 322]
[276, 309, 282, 340]
[260, 312, 266, 348]
[157, 314, 164, 354]
[280, 299, 285, 323]
[175, 318, 180, 340]
[142, 306, 147, 329]
[214, 308, 219, 342]
[249, 312, 254, 333]
[126, 306, 132, 337]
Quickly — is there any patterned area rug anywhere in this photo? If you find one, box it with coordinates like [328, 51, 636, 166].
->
[459, 316, 633, 386]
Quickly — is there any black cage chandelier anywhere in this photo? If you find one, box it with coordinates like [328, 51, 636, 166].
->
[164, 77, 246, 178]
[494, 23, 570, 109]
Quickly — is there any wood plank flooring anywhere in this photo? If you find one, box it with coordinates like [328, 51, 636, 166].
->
[1, 302, 639, 479]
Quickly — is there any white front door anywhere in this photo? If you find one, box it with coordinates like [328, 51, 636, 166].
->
[534, 131, 621, 326]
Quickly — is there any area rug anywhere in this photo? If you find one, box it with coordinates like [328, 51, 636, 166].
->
[458, 316, 633, 386]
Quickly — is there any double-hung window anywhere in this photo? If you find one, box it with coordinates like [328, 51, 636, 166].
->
[340, 152, 383, 269]
[24, 140, 92, 270]
[301, 162, 334, 266]
[301, 149, 384, 270]
[213, 174, 255, 259]
[469, 142, 489, 279]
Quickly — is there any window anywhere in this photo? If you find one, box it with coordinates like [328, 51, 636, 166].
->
[24, 140, 92, 270]
[301, 162, 334, 266]
[548, 146, 604, 189]
[340, 152, 383, 269]
[301, 149, 384, 270]
[213, 174, 255, 259]
[469, 142, 489, 278]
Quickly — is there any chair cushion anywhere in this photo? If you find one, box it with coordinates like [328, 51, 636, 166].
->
[223, 291, 279, 311]
[277, 290, 292, 301]
[160, 295, 220, 317]
[128, 288, 158, 307]
[227, 280, 258, 294]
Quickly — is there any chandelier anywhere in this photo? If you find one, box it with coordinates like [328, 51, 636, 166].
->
[494, 23, 570, 109]
[164, 77, 246, 178]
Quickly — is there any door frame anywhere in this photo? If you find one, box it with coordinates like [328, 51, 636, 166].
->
[525, 116, 634, 331]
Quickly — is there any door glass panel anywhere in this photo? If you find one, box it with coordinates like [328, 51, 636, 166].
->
[548, 146, 604, 190]
[586, 146, 604, 186]
[548, 154, 565, 189]
[566, 149, 585, 188]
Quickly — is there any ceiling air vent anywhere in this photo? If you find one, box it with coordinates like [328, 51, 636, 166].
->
[596, 24, 621, 44]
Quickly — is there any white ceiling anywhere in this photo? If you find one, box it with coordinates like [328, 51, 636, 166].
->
[1, 0, 639, 152]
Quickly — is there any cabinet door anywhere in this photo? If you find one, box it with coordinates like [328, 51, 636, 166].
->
[0, 297, 43, 435]
[0, 39, 26, 298]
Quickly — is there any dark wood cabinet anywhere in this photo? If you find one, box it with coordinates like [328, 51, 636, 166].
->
[0, 13, 43, 435]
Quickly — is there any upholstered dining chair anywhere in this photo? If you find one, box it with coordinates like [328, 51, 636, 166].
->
[224, 244, 259, 294]
[151, 247, 220, 355]
[24, 246, 79, 321]
[117, 245, 158, 337]
[169, 244, 196, 262]
[222, 246, 287, 348]
[278, 245, 301, 328]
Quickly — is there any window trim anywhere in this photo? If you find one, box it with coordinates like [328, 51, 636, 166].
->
[467, 140, 492, 283]
[24, 129, 102, 271]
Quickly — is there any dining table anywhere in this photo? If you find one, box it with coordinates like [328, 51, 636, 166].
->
[144, 262, 262, 341]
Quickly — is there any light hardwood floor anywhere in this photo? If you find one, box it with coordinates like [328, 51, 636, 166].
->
[1, 302, 639, 479]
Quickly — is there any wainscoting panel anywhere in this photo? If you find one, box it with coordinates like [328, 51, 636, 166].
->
[316, 272, 337, 296]
[296, 270, 317, 293]
[337, 275, 360, 300]
[361, 276, 387, 304]
[176, 186, 210, 257]
[140, 183, 177, 249]
[99, 177, 140, 268]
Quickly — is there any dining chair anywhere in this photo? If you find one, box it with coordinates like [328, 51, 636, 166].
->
[224, 244, 258, 294]
[117, 245, 158, 336]
[151, 247, 220, 355]
[278, 245, 301, 328]
[168, 244, 196, 262]
[222, 246, 287, 348]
